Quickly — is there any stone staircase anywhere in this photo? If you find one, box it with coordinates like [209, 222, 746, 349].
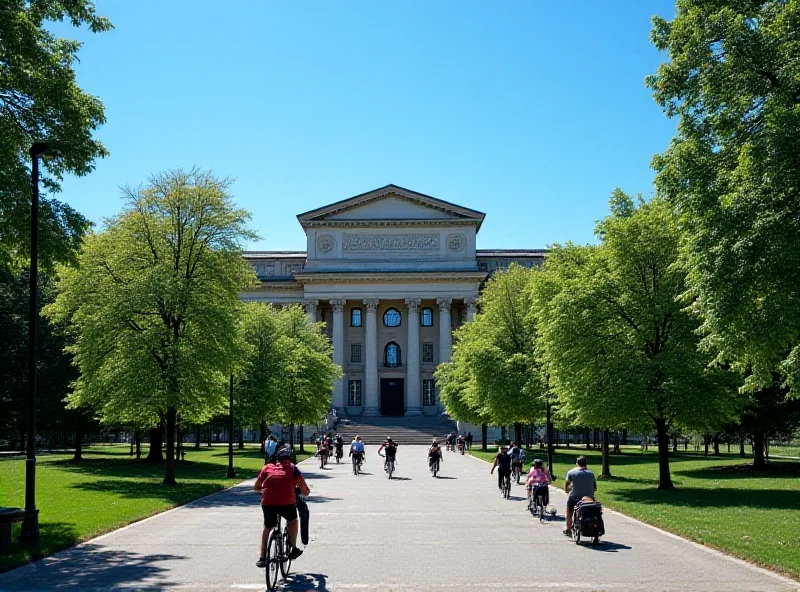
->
[333, 415, 457, 446]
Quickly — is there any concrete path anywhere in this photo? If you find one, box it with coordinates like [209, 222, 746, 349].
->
[0, 446, 797, 591]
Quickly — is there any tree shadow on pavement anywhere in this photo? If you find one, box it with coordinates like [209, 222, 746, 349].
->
[306, 496, 342, 504]
[283, 572, 329, 590]
[0, 522, 79, 574]
[0, 545, 186, 590]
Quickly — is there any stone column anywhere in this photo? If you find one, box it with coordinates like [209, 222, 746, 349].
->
[330, 299, 346, 413]
[362, 298, 380, 416]
[437, 298, 453, 364]
[465, 297, 477, 322]
[404, 298, 422, 416]
[303, 299, 319, 323]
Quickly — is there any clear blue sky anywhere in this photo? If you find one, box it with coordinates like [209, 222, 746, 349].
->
[55, 1, 677, 251]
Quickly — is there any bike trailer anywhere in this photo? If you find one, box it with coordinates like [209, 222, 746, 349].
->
[577, 502, 605, 538]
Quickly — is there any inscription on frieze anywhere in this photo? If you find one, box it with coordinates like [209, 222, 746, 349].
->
[342, 233, 439, 252]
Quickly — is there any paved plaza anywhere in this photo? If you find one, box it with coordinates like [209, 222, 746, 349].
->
[0, 446, 797, 591]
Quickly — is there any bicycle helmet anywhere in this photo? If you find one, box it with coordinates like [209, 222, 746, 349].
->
[533, 458, 543, 467]
[276, 447, 292, 461]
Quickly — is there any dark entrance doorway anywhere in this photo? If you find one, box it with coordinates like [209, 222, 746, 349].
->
[380, 378, 405, 416]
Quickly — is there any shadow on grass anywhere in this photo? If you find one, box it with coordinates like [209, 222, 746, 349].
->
[611, 486, 796, 510]
[70, 479, 227, 504]
[0, 543, 186, 589]
[674, 461, 800, 481]
[0, 522, 79, 574]
[49, 457, 262, 483]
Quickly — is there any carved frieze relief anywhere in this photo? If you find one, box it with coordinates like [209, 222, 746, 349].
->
[342, 233, 439, 253]
[447, 234, 465, 253]
[317, 234, 335, 253]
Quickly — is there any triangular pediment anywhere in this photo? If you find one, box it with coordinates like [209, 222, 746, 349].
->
[297, 185, 485, 230]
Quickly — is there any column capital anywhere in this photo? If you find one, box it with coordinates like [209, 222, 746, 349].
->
[303, 298, 319, 309]
[436, 297, 452, 312]
[404, 298, 421, 312]
[464, 297, 478, 307]
[363, 298, 380, 310]
[329, 299, 346, 313]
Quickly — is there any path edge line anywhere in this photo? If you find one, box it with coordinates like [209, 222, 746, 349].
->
[465, 451, 799, 587]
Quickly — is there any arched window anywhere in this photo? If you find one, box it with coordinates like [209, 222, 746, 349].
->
[421, 307, 433, 327]
[384, 342, 401, 367]
[383, 307, 402, 327]
[350, 307, 362, 327]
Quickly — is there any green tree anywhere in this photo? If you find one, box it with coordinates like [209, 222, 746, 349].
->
[455, 264, 548, 441]
[648, 1, 800, 395]
[1, 1, 111, 271]
[534, 192, 735, 489]
[270, 305, 341, 436]
[44, 169, 258, 484]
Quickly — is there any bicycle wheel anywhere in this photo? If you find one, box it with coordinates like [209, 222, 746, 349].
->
[433, 461, 438, 477]
[265, 530, 280, 591]
[280, 530, 292, 578]
[537, 496, 546, 522]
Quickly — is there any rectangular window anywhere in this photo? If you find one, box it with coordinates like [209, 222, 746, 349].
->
[350, 308, 362, 327]
[350, 343, 362, 364]
[422, 343, 434, 364]
[348, 380, 362, 406]
[423, 379, 436, 406]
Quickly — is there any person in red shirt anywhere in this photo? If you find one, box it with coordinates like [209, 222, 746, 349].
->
[254, 447, 310, 567]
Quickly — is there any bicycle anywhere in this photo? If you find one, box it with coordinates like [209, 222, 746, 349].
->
[386, 457, 395, 479]
[501, 473, 511, 499]
[351, 452, 362, 475]
[335, 447, 343, 464]
[430, 457, 440, 477]
[512, 462, 523, 484]
[528, 485, 547, 522]
[264, 515, 293, 591]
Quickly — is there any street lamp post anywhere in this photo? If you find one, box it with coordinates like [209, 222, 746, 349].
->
[227, 373, 236, 478]
[21, 142, 55, 542]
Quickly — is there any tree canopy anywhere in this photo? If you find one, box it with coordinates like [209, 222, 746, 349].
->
[648, 0, 800, 395]
[534, 191, 736, 489]
[1, 0, 111, 271]
[238, 303, 341, 430]
[44, 169, 258, 484]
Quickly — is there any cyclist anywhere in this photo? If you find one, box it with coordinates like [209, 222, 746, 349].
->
[428, 439, 442, 473]
[457, 433, 466, 454]
[334, 434, 344, 461]
[525, 458, 550, 507]
[563, 456, 597, 537]
[264, 435, 278, 463]
[377, 437, 398, 472]
[490, 445, 512, 491]
[255, 447, 310, 567]
[349, 435, 365, 472]
[509, 442, 524, 481]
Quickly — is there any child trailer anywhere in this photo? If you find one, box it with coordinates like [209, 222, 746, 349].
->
[572, 500, 605, 545]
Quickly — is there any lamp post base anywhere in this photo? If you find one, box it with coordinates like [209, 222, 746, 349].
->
[20, 509, 39, 543]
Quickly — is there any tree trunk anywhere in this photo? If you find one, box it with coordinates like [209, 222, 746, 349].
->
[546, 402, 555, 479]
[514, 422, 522, 445]
[194, 425, 201, 449]
[739, 439, 745, 458]
[207, 427, 212, 447]
[672, 432, 678, 453]
[703, 434, 710, 456]
[289, 423, 295, 449]
[613, 430, 620, 454]
[238, 426, 245, 450]
[585, 428, 591, 450]
[73, 424, 84, 462]
[752, 432, 766, 469]
[713, 435, 720, 456]
[145, 426, 164, 462]
[621, 429, 627, 445]
[164, 407, 177, 485]
[135, 430, 141, 460]
[259, 421, 267, 453]
[481, 424, 487, 451]
[600, 429, 612, 478]
[654, 417, 674, 489]
[554, 430, 559, 448]
[299, 425, 305, 453]
[175, 417, 182, 462]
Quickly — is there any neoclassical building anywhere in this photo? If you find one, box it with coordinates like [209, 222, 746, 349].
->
[242, 185, 544, 418]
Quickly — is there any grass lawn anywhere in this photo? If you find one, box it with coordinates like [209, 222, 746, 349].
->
[470, 446, 800, 580]
[0, 444, 311, 573]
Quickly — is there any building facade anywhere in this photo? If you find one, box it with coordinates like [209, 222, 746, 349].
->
[241, 185, 545, 417]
